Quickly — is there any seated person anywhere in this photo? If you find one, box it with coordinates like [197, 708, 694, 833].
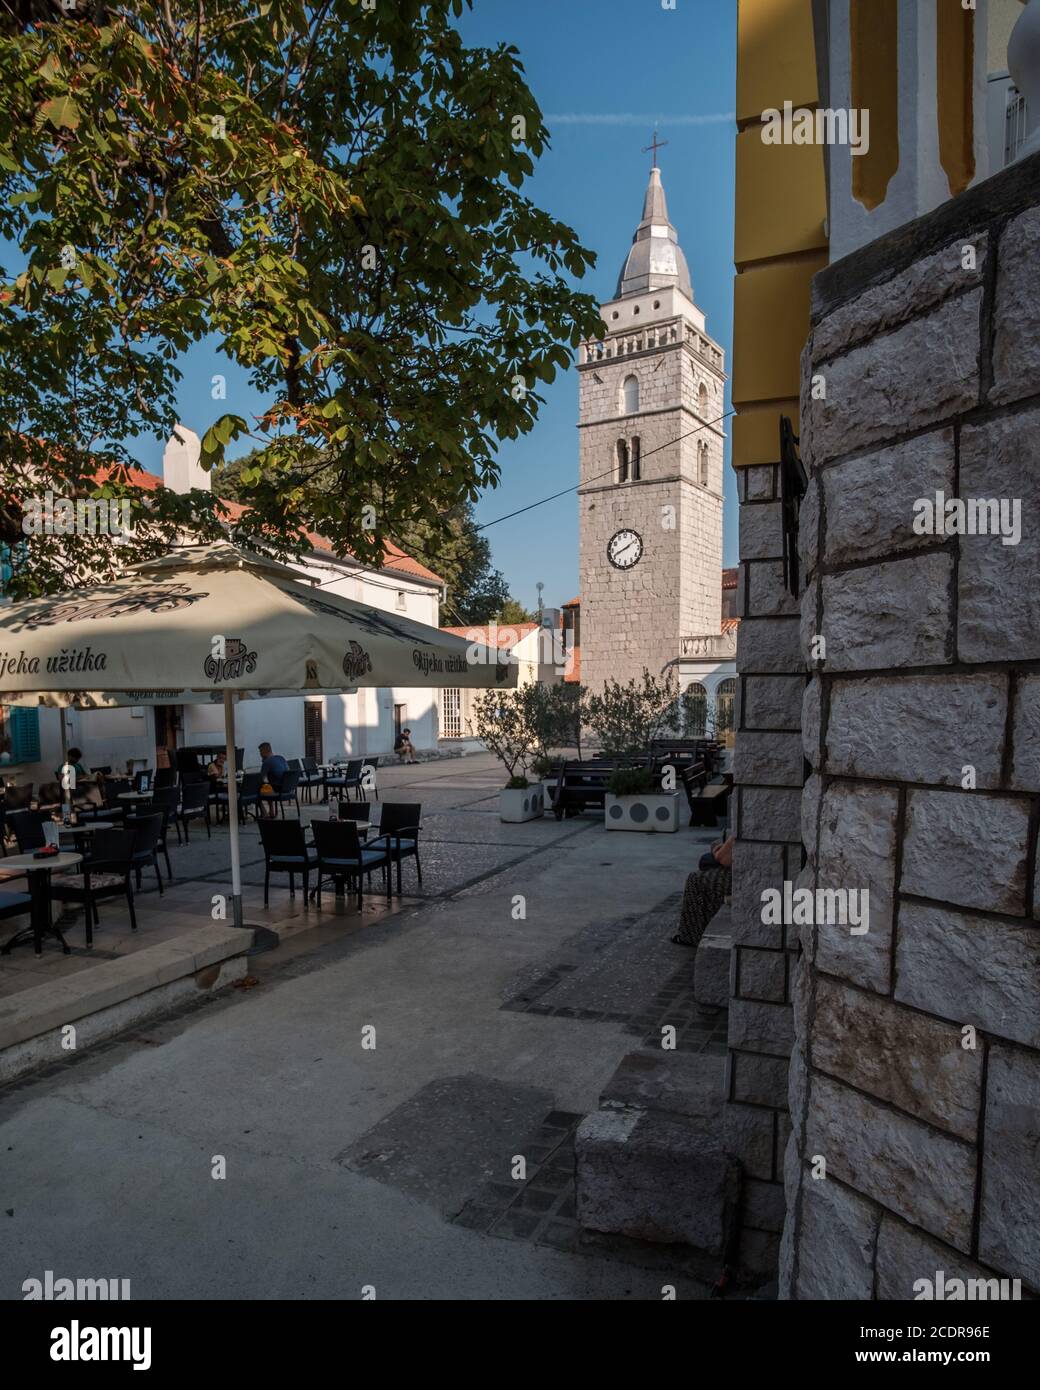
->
[673, 835, 733, 949]
[394, 728, 417, 764]
[258, 743, 288, 814]
[206, 752, 227, 782]
[55, 747, 89, 788]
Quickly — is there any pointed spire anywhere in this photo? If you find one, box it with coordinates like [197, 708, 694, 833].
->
[615, 164, 692, 300]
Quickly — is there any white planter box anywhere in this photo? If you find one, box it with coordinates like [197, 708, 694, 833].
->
[499, 785, 545, 822]
[604, 791, 681, 833]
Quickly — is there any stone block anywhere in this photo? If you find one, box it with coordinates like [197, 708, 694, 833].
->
[959, 404, 1040, 662]
[574, 1109, 739, 1254]
[1011, 674, 1040, 793]
[805, 1074, 976, 1252]
[738, 945, 787, 1003]
[745, 464, 776, 502]
[812, 977, 983, 1140]
[728, 999, 794, 1058]
[802, 677, 822, 769]
[826, 673, 1007, 788]
[812, 236, 988, 361]
[801, 771, 821, 861]
[821, 553, 953, 672]
[599, 1050, 725, 1122]
[738, 787, 802, 842]
[798, 472, 820, 580]
[732, 1050, 790, 1108]
[895, 902, 1040, 1050]
[743, 1177, 787, 1234]
[725, 1101, 776, 1181]
[901, 789, 1031, 915]
[695, 932, 731, 1008]
[876, 1215, 1014, 1302]
[793, 1170, 879, 1300]
[737, 615, 803, 674]
[815, 780, 899, 992]
[822, 429, 955, 567]
[747, 560, 799, 617]
[731, 840, 787, 948]
[733, 730, 804, 788]
[739, 501, 784, 561]
[743, 675, 805, 731]
[992, 204, 1040, 405]
[807, 289, 982, 465]
[979, 1043, 1040, 1289]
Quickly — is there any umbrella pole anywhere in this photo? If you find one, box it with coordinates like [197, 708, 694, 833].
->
[223, 690, 243, 930]
[60, 709, 72, 822]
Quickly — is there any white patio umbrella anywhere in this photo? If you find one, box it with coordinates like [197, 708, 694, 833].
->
[0, 542, 514, 928]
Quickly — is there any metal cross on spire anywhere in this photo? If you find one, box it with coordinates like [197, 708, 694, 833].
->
[643, 128, 668, 169]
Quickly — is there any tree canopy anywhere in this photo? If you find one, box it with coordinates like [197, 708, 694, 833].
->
[0, 0, 600, 597]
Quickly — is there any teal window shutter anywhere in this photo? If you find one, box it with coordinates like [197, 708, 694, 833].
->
[9, 707, 41, 764]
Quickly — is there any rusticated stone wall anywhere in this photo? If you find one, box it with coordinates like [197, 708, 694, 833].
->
[782, 151, 1040, 1299]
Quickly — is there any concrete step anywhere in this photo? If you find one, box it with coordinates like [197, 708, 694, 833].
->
[695, 905, 732, 1008]
[600, 1049, 726, 1122]
[575, 1107, 739, 1254]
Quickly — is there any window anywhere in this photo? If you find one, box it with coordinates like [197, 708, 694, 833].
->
[699, 441, 709, 487]
[395, 590, 407, 611]
[698, 382, 709, 416]
[617, 439, 629, 484]
[442, 689, 463, 739]
[304, 700, 324, 763]
[715, 678, 737, 734]
[0, 705, 40, 767]
[630, 437, 641, 482]
[683, 683, 708, 737]
[622, 374, 640, 414]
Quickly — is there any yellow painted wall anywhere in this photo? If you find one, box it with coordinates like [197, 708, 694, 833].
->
[732, 0, 827, 469]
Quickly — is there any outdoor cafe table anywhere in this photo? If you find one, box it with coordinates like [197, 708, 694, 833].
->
[58, 820, 114, 851]
[0, 851, 82, 957]
[117, 791, 152, 803]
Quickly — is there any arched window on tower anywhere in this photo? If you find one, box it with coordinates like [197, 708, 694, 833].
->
[622, 374, 640, 414]
[630, 437, 641, 482]
[715, 678, 737, 735]
[683, 683, 708, 737]
[698, 382, 709, 417]
[699, 441, 709, 487]
[617, 439, 629, 484]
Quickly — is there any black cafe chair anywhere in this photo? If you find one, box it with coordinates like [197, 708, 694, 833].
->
[9, 809, 48, 854]
[215, 771, 262, 824]
[51, 828, 138, 947]
[128, 812, 165, 895]
[323, 758, 363, 803]
[178, 781, 212, 841]
[259, 769, 302, 819]
[370, 802, 423, 895]
[310, 820, 391, 912]
[258, 820, 316, 907]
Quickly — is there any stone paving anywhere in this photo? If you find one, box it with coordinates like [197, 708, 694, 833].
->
[0, 753, 733, 1300]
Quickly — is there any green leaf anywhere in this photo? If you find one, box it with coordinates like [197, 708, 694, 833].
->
[39, 97, 81, 131]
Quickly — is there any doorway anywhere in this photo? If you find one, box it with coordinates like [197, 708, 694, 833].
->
[394, 704, 407, 742]
[154, 704, 181, 769]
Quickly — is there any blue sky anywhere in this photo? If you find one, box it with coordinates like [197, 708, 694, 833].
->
[137, 0, 739, 609]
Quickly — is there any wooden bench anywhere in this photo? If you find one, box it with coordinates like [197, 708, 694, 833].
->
[550, 760, 645, 820]
[651, 739, 725, 777]
[679, 764, 731, 827]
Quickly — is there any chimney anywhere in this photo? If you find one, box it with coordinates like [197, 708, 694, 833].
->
[162, 425, 209, 494]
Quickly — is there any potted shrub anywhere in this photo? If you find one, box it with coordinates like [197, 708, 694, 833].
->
[604, 765, 681, 834]
[472, 689, 545, 822]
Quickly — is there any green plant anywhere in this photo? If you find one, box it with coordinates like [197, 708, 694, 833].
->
[472, 688, 536, 786]
[529, 753, 555, 780]
[585, 669, 684, 757]
[606, 766, 657, 797]
[505, 774, 530, 790]
[0, 1, 603, 597]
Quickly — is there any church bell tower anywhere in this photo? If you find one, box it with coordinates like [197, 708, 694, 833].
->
[577, 155, 727, 693]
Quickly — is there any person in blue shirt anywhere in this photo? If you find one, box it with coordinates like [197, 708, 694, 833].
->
[258, 743, 289, 818]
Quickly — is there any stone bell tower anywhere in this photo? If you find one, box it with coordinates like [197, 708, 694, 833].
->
[577, 156, 727, 693]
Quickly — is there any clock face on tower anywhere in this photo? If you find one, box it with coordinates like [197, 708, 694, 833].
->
[607, 528, 643, 570]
